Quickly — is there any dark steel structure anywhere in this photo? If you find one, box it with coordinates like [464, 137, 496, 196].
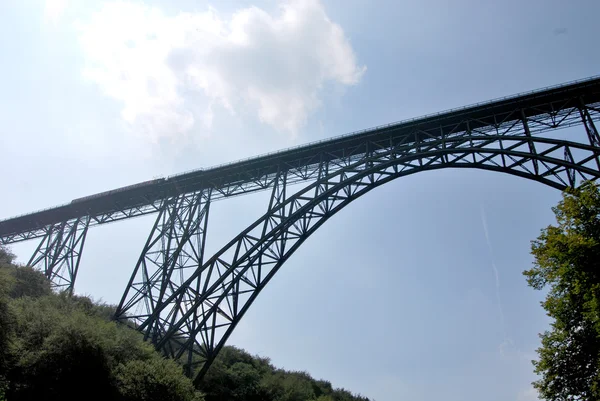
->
[1, 76, 600, 383]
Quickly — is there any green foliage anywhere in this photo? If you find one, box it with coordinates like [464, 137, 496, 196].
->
[0, 249, 369, 401]
[6, 300, 119, 400]
[0, 245, 15, 266]
[524, 181, 600, 400]
[199, 346, 370, 401]
[70, 293, 117, 321]
[0, 259, 203, 401]
[2, 265, 52, 299]
[261, 370, 317, 401]
[0, 269, 14, 399]
[116, 359, 204, 401]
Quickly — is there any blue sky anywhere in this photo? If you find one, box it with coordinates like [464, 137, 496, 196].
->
[1, 0, 599, 400]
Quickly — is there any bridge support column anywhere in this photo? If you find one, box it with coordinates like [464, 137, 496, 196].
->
[168, 170, 292, 378]
[521, 110, 540, 176]
[28, 217, 89, 294]
[579, 101, 600, 171]
[115, 189, 211, 350]
[579, 102, 600, 147]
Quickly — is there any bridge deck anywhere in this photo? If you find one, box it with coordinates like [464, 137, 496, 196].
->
[2, 76, 600, 242]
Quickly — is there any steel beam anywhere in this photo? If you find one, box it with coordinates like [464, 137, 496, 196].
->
[2, 76, 600, 244]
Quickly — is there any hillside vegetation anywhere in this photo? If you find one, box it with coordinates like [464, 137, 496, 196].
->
[0, 246, 369, 401]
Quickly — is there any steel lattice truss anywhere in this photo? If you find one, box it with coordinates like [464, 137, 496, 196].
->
[118, 191, 211, 349]
[27, 217, 89, 292]
[116, 99, 600, 384]
[1, 77, 600, 383]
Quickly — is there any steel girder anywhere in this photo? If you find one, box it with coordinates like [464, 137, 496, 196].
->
[114, 115, 600, 383]
[27, 217, 89, 293]
[3, 81, 599, 245]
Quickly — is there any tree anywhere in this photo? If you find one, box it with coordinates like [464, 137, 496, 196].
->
[0, 261, 204, 401]
[524, 181, 600, 400]
[0, 245, 15, 266]
[0, 268, 14, 399]
[0, 260, 367, 401]
[5, 293, 205, 401]
[4, 265, 51, 299]
[198, 345, 369, 401]
[116, 358, 204, 401]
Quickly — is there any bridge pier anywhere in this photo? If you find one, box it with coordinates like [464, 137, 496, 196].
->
[28, 217, 89, 294]
[115, 189, 212, 354]
[178, 170, 292, 377]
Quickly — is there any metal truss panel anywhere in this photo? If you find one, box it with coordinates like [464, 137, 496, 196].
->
[3, 78, 600, 385]
[2, 78, 600, 244]
[27, 217, 89, 293]
[116, 189, 211, 348]
[128, 128, 600, 384]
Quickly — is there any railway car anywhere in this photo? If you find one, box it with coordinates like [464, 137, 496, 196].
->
[71, 178, 166, 204]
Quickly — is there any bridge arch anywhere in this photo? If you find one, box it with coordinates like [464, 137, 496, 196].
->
[127, 130, 600, 383]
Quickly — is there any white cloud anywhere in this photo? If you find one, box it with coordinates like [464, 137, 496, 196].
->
[77, 0, 365, 142]
[44, 0, 68, 24]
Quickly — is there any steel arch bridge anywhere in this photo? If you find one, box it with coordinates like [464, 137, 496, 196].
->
[2, 76, 600, 383]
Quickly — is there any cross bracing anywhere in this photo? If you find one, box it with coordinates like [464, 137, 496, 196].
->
[1, 76, 599, 381]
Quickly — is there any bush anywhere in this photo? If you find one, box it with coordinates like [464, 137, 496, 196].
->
[117, 358, 204, 401]
[0, 262, 203, 401]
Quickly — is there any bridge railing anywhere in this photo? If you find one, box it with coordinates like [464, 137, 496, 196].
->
[169, 75, 600, 180]
[3, 75, 600, 226]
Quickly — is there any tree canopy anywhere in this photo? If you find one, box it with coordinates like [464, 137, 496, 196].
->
[0, 257, 205, 401]
[199, 346, 369, 401]
[524, 181, 600, 400]
[0, 247, 369, 401]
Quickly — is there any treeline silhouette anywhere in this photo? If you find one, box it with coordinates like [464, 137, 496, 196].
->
[0, 246, 370, 401]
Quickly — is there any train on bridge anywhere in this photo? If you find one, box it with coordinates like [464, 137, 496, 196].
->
[69, 172, 203, 205]
[70, 178, 167, 204]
